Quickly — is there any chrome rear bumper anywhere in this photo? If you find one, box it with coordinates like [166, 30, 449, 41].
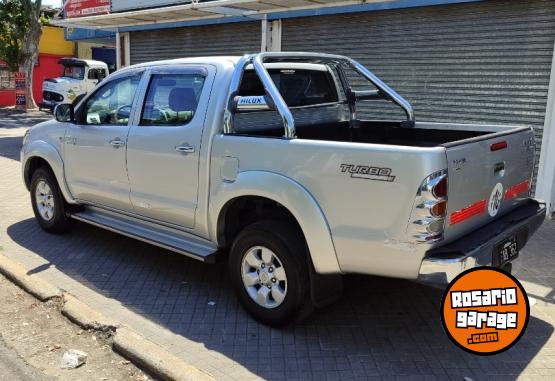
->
[418, 199, 546, 285]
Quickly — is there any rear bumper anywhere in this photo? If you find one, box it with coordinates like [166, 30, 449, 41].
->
[418, 199, 546, 285]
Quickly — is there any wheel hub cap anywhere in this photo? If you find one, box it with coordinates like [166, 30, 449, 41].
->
[241, 246, 287, 309]
[35, 180, 55, 221]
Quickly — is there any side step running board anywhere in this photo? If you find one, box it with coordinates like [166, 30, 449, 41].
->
[71, 209, 218, 264]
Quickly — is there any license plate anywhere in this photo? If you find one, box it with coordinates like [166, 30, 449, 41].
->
[497, 236, 518, 266]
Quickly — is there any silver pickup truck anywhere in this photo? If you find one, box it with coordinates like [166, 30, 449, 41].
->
[21, 52, 546, 326]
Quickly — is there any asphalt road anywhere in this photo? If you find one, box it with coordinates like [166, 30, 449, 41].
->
[0, 336, 51, 381]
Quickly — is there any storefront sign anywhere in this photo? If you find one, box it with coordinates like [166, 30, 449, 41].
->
[15, 72, 25, 90]
[15, 92, 26, 106]
[65, 0, 111, 18]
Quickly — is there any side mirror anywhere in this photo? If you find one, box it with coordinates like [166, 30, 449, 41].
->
[233, 95, 274, 112]
[53, 104, 75, 123]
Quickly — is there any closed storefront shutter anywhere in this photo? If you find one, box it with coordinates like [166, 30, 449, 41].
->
[282, 0, 555, 187]
[129, 21, 261, 65]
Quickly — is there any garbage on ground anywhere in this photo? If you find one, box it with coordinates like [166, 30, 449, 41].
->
[61, 349, 88, 369]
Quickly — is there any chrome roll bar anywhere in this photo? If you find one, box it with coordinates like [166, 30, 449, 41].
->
[223, 52, 415, 139]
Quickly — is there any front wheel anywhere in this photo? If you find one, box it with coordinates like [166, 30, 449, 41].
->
[229, 220, 312, 327]
[30, 167, 73, 234]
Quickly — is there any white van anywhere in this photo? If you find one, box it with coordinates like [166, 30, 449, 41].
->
[41, 58, 108, 110]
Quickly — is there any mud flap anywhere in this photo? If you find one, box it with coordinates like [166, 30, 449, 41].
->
[308, 261, 344, 308]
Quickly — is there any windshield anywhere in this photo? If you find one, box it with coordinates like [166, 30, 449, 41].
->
[62, 65, 85, 80]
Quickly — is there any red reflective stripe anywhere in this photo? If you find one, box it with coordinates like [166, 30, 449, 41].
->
[504, 180, 530, 200]
[490, 141, 508, 151]
[449, 200, 487, 225]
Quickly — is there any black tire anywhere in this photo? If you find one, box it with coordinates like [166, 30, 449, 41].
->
[229, 220, 313, 327]
[30, 167, 74, 234]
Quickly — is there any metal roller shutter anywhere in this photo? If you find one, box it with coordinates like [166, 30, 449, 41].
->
[129, 21, 261, 65]
[282, 0, 555, 187]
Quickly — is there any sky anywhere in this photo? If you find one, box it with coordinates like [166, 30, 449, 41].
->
[43, 0, 63, 8]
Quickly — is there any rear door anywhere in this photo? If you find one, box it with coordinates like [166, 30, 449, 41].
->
[126, 65, 214, 228]
[443, 127, 535, 242]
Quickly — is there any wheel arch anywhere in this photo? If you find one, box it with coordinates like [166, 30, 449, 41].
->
[23, 141, 76, 204]
[210, 171, 341, 274]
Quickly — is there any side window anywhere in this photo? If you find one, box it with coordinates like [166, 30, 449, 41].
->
[82, 73, 142, 126]
[87, 69, 97, 80]
[88, 69, 106, 81]
[238, 69, 339, 107]
[140, 73, 206, 126]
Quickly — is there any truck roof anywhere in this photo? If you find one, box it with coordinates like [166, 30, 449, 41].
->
[119, 55, 330, 74]
[58, 58, 108, 67]
[127, 56, 241, 69]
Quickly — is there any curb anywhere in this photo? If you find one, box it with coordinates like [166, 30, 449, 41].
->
[114, 328, 214, 381]
[0, 255, 61, 301]
[0, 254, 214, 381]
[62, 294, 120, 333]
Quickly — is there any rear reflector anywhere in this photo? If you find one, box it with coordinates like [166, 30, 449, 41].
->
[490, 141, 508, 151]
[504, 180, 530, 200]
[450, 199, 487, 225]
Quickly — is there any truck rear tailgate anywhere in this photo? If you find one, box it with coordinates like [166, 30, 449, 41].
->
[442, 127, 535, 243]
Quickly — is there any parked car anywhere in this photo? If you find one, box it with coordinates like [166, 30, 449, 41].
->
[40, 58, 108, 110]
[21, 52, 546, 326]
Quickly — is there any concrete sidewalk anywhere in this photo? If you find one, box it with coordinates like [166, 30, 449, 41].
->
[1, 112, 554, 380]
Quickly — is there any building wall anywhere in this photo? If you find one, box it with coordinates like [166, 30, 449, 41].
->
[129, 21, 261, 65]
[77, 41, 112, 60]
[39, 26, 75, 56]
[0, 26, 75, 107]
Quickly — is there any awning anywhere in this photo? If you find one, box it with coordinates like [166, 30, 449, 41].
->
[53, 0, 388, 30]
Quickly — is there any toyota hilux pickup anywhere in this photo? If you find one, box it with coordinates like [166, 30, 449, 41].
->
[21, 52, 546, 326]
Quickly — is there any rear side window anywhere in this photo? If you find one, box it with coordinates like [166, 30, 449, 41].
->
[141, 73, 206, 126]
[238, 69, 338, 107]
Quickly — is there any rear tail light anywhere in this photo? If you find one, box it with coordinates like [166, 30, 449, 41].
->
[432, 177, 448, 199]
[431, 200, 447, 217]
[408, 170, 448, 243]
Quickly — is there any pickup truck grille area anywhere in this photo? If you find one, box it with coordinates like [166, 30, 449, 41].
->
[43, 91, 63, 102]
[409, 170, 448, 243]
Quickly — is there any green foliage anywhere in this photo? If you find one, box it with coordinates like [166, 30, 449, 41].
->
[0, 0, 28, 71]
[0, 0, 42, 72]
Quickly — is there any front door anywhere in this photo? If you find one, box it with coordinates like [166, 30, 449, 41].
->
[64, 72, 143, 211]
[126, 66, 213, 228]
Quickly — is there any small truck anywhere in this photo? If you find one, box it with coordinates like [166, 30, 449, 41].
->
[40, 58, 108, 110]
[22, 52, 546, 326]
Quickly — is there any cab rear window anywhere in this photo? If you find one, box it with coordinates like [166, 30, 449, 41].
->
[238, 69, 339, 107]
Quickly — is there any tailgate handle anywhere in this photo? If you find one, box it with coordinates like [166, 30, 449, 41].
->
[494, 162, 506, 175]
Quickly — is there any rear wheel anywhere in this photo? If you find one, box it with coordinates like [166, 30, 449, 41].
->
[229, 220, 312, 326]
[30, 167, 73, 234]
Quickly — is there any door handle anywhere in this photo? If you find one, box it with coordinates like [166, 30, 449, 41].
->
[109, 139, 125, 148]
[175, 145, 195, 154]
